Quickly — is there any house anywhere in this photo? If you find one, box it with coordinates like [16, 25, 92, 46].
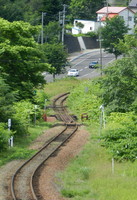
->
[96, 7, 135, 34]
[72, 19, 100, 35]
[129, 0, 137, 13]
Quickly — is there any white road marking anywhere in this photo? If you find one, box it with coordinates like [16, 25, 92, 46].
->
[72, 52, 100, 67]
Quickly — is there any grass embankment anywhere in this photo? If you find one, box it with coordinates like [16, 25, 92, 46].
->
[0, 78, 80, 166]
[1, 77, 137, 199]
[55, 79, 137, 200]
[44, 77, 81, 98]
[0, 122, 52, 166]
[59, 128, 137, 200]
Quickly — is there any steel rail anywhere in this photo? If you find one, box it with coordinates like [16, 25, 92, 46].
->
[53, 93, 75, 123]
[11, 92, 78, 200]
[31, 124, 78, 200]
[11, 125, 68, 200]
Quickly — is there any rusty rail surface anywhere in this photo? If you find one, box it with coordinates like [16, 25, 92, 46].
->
[10, 93, 78, 200]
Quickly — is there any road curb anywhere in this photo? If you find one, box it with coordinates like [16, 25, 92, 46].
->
[68, 49, 100, 62]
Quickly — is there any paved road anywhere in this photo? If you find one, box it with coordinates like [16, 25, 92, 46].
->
[44, 49, 116, 82]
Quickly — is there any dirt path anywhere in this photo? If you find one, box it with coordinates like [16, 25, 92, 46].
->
[38, 125, 89, 200]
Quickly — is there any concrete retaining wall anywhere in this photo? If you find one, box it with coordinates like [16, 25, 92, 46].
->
[64, 34, 99, 53]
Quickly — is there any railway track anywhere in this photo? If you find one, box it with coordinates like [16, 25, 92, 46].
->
[52, 92, 75, 123]
[10, 93, 78, 200]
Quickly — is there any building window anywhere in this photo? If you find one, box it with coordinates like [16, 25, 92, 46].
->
[90, 27, 92, 30]
[120, 16, 124, 19]
[128, 16, 132, 21]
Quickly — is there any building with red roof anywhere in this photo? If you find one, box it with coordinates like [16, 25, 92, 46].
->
[96, 7, 135, 34]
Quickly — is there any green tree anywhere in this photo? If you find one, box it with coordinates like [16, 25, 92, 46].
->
[0, 123, 12, 151]
[116, 27, 137, 56]
[69, 0, 104, 21]
[41, 0, 68, 24]
[44, 21, 61, 43]
[42, 42, 68, 80]
[76, 22, 84, 33]
[0, 0, 42, 24]
[0, 76, 16, 122]
[101, 27, 137, 113]
[101, 55, 137, 113]
[101, 16, 128, 59]
[12, 100, 39, 136]
[0, 18, 52, 100]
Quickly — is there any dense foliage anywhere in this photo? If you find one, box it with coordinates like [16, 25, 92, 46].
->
[100, 27, 137, 161]
[0, 0, 104, 25]
[0, 123, 13, 151]
[0, 0, 70, 25]
[101, 56, 137, 113]
[0, 18, 51, 100]
[101, 16, 128, 58]
[101, 27, 137, 114]
[0, 77, 16, 122]
[42, 43, 68, 79]
[67, 80, 102, 125]
[69, 0, 104, 21]
[0, 18, 52, 150]
[0, 0, 136, 162]
[101, 112, 137, 161]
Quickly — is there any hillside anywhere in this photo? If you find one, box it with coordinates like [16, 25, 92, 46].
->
[108, 0, 128, 6]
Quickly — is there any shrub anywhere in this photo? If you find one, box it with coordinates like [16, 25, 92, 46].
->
[67, 80, 102, 125]
[34, 89, 49, 108]
[0, 123, 14, 151]
[101, 112, 137, 161]
[12, 100, 42, 136]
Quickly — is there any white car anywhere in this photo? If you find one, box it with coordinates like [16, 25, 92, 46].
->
[67, 69, 79, 77]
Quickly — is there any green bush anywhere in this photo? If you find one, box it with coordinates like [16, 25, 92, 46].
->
[0, 123, 14, 151]
[34, 89, 49, 108]
[67, 80, 102, 125]
[101, 112, 137, 161]
[85, 31, 97, 38]
[12, 100, 42, 136]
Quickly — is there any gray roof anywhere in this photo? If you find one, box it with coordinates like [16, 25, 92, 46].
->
[129, 0, 137, 7]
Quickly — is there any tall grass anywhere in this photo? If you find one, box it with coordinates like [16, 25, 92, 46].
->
[0, 78, 80, 166]
[44, 78, 81, 98]
[55, 79, 137, 200]
[58, 126, 137, 200]
[0, 121, 52, 166]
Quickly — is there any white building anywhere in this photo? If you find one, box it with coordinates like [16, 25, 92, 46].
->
[72, 19, 100, 35]
[129, 0, 137, 13]
[96, 7, 135, 34]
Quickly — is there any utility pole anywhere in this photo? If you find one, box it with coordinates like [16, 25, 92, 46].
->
[106, 0, 108, 17]
[59, 11, 63, 41]
[62, 4, 66, 44]
[41, 12, 46, 44]
[99, 18, 103, 76]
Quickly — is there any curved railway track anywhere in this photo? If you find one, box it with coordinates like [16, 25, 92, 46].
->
[10, 93, 78, 200]
[52, 92, 75, 123]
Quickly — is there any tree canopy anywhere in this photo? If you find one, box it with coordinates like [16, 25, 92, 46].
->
[101, 27, 137, 113]
[0, 77, 16, 122]
[0, 0, 104, 25]
[0, 0, 71, 25]
[69, 0, 104, 21]
[0, 18, 51, 100]
[42, 42, 68, 80]
[101, 56, 137, 113]
[101, 16, 128, 58]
